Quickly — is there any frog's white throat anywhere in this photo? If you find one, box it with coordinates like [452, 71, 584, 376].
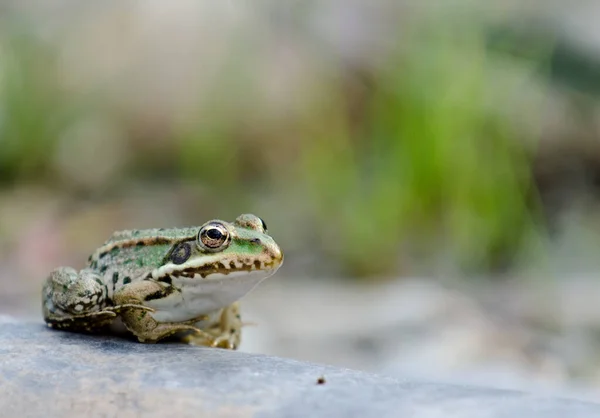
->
[145, 269, 277, 323]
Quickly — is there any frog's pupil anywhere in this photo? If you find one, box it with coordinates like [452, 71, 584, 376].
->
[206, 228, 222, 240]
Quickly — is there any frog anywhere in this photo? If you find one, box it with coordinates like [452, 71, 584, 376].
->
[42, 214, 283, 349]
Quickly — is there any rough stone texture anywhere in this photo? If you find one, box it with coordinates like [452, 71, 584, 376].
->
[1, 317, 599, 418]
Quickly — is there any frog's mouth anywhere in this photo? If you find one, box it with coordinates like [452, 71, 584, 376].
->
[169, 258, 281, 279]
[150, 250, 283, 282]
[145, 252, 283, 323]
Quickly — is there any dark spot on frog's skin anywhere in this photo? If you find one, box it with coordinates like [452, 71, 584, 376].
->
[112, 272, 119, 285]
[95, 278, 104, 286]
[230, 328, 236, 334]
[170, 242, 192, 265]
[144, 290, 165, 301]
[254, 260, 261, 269]
[90, 260, 98, 270]
[179, 270, 197, 278]
[229, 261, 236, 269]
[316, 376, 326, 385]
[99, 265, 108, 274]
[136, 242, 145, 247]
[123, 277, 131, 285]
[158, 276, 172, 285]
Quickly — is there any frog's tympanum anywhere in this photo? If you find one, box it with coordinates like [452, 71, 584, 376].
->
[42, 214, 283, 349]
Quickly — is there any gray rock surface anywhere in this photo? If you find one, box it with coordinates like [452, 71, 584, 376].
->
[1, 316, 599, 418]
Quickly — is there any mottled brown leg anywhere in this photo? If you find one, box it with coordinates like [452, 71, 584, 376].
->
[42, 267, 116, 332]
[183, 303, 243, 350]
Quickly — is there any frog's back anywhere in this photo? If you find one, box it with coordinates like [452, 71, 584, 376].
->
[105, 227, 199, 244]
[88, 227, 199, 297]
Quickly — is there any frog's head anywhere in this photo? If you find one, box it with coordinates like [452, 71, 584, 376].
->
[152, 214, 283, 287]
[146, 214, 284, 321]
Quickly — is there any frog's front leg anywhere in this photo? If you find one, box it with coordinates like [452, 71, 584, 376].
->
[182, 303, 243, 350]
[113, 280, 216, 344]
[42, 267, 117, 332]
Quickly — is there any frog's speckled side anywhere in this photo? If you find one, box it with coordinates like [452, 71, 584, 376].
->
[41, 214, 283, 349]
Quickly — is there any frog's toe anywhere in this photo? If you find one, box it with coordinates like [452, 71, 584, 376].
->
[209, 336, 237, 350]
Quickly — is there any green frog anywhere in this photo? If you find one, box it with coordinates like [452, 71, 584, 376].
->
[42, 214, 283, 349]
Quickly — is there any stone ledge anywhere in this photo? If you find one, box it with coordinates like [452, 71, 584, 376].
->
[1, 317, 599, 418]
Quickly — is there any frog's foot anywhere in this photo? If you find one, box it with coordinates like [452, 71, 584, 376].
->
[184, 303, 243, 350]
[132, 321, 217, 344]
[182, 332, 233, 348]
[42, 267, 116, 332]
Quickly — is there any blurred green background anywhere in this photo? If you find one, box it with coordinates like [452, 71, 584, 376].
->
[2, 1, 600, 394]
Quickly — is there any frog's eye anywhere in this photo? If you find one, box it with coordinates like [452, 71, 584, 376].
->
[198, 222, 230, 251]
[259, 218, 267, 233]
[234, 214, 267, 232]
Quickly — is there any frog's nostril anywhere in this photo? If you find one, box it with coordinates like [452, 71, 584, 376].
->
[250, 238, 262, 245]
